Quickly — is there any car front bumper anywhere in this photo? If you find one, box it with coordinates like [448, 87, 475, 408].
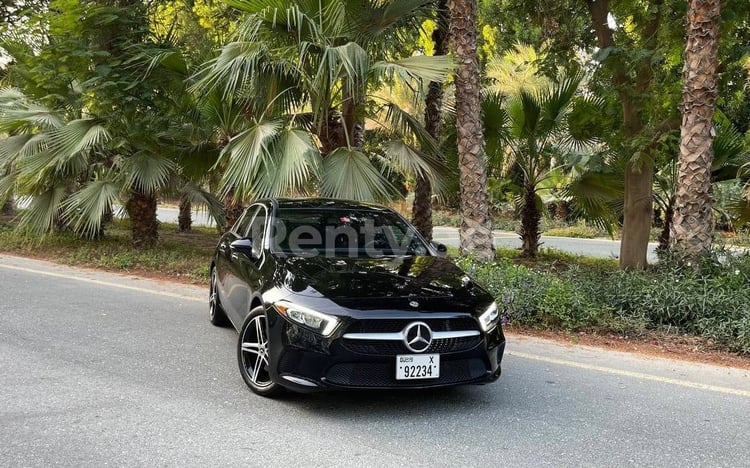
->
[264, 307, 505, 392]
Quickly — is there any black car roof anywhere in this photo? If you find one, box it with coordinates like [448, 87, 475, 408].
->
[270, 198, 392, 212]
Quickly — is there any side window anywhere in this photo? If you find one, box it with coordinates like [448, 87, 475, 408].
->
[234, 207, 258, 237]
[248, 207, 267, 258]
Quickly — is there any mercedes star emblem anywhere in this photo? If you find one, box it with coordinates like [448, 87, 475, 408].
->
[402, 321, 433, 353]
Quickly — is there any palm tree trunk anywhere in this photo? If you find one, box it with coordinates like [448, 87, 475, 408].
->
[554, 200, 568, 220]
[658, 198, 674, 251]
[318, 112, 346, 156]
[412, 0, 449, 242]
[520, 185, 541, 257]
[126, 187, 159, 247]
[223, 188, 244, 232]
[341, 84, 365, 149]
[178, 198, 192, 232]
[670, 0, 721, 260]
[447, 0, 494, 260]
[2, 197, 14, 216]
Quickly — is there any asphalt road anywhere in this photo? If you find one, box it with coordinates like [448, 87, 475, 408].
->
[2, 255, 749, 467]
[156, 207, 659, 262]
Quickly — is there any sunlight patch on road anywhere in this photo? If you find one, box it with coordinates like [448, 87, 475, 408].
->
[510, 351, 750, 398]
[0, 263, 204, 303]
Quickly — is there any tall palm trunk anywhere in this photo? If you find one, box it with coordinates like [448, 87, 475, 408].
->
[178, 198, 192, 232]
[447, 0, 494, 260]
[520, 185, 541, 257]
[670, 0, 721, 259]
[126, 187, 159, 247]
[412, 0, 449, 242]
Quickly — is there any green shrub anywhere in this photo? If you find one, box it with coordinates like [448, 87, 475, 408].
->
[544, 225, 600, 239]
[460, 250, 750, 354]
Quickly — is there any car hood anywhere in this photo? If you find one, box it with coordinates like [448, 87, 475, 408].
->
[275, 255, 492, 312]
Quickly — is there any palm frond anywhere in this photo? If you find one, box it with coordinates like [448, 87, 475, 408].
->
[218, 119, 283, 200]
[562, 94, 605, 153]
[481, 90, 510, 168]
[562, 170, 623, 235]
[18, 185, 68, 235]
[357, 0, 430, 40]
[380, 140, 446, 192]
[180, 181, 226, 227]
[376, 102, 440, 156]
[47, 119, 110, 176]
[61, 178, 120, 238]
[121, 153, 175, 195]
[371, 55, 453, 84]
[0, 172, 16, 207]
[254, 127, 321, 197]
[190, 40, 267, 99]
[15, 150, 57, 192]
[0, 105, 64, 133]
[712, 120, 747, 182]
[537, 74, 582, 136]
[507, 90, 540, 139]
[314, 42, 369, 104]
[320, 147, 397, 201]
[0, 134, 32, 165]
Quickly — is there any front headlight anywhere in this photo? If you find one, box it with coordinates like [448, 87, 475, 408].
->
[274, 301, 340, 337]
[478, 301, 499, 332]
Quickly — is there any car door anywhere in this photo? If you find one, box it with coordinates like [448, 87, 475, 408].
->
[216, 206, 257, 326]
[226, 204, 268, 326]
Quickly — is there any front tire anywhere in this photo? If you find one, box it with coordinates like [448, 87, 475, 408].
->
[237, 306, 282, 397]
[209, 267, 229, 327]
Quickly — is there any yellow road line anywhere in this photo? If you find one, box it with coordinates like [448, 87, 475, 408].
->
[509, 350, 750, 398]
[0, 263, 204, 303]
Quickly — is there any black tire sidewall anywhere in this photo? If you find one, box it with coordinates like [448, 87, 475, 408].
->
[209, 267, 229, 327]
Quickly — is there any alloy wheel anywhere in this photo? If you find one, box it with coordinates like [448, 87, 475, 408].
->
[209, 270, 219, 320]
[240, 315, 273, 387]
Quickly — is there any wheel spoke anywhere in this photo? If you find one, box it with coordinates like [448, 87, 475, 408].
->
[240, 314, 273, 388]
[241, 342, 262, 353]
[254, 317, 263, 343]
[251, 353, 262, 382]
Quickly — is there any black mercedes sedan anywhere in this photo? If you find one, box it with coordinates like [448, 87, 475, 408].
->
[209, 198, 505, 396]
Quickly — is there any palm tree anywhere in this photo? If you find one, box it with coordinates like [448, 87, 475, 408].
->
[412, 0, 449, 241]
[0, 88, 174, 243]
[191, 0, 450, 204]
[654, 118, 746, 250]
[669, 0, 721, 259]
[447, 0, 494, 260]
[0, 4, 224, 244]
[484, 75, 599, 257]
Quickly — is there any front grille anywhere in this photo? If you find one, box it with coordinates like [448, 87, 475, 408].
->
[346, 317, 478, 334]
[324, 358, 488, 387]
[342, 335, 482, 356]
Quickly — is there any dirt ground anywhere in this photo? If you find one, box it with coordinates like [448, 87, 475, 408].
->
[506, 326, 750, 370]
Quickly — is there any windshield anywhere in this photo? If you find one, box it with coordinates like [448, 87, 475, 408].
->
[270, 207, 430, 257]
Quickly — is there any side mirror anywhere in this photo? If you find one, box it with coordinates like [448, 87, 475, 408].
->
[230, 238, 255, 258]
[431, 242, 448, 256]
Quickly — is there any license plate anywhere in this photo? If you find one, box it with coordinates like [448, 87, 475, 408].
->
[396, 354, 440, 380]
